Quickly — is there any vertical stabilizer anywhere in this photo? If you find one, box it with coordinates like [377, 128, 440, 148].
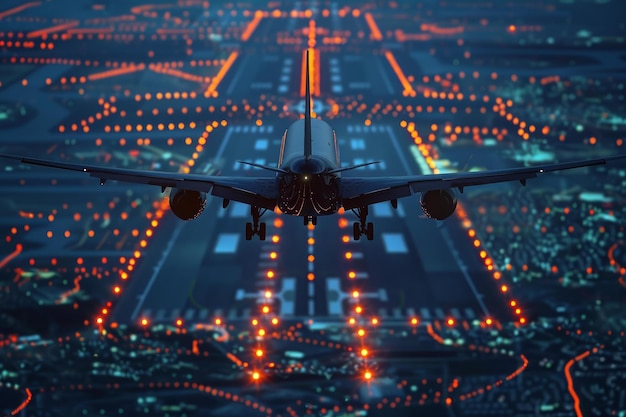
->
[304, 49, 312, 161]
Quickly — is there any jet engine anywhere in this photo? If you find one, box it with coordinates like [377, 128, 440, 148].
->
[169, 189, 206, 220]
[420, 189, 457, 220]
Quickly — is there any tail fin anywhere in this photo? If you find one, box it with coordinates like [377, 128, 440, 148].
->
[304, 49, 312, 161]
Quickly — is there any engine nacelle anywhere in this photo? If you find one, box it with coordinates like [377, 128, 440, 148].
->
[169, 189, 206, 220]
[420, 189, 457, 220]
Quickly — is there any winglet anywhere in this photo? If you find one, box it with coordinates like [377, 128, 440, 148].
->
[304, 49, 312, 161]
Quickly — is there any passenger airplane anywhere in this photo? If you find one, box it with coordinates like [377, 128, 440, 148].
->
[1, 51, 625, 241]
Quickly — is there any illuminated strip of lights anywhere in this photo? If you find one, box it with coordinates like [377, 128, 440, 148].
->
[148, 64, 210, 83]
[300, 49, 308, 98]
[226, 352, 243, 367]
[505, 354, 528, 381]
[27, 21, 79, 38]
[0, 1, 41, 20]
[66, 27, 114, 34]
[241, 10, 263, 41]
[155, 28, 195, 35]
[384, 50, 416, 97]
[203, 50, 238, 98]
[395, 30, 431, 42]
[10, 388, 32, 416]
[314, 48, 320, 97]
[300, 47, 320, 98]
[565, 348, 598, 417]
[0, 243, 23, 269]
[421, 23, 464, 35]
[87, 64, 145, 81]
[426, 323, 445, 345]
[364, 12, 382, 41]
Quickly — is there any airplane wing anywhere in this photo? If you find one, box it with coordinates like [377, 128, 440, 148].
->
[0, 154, 277, 210]
[340, 155, 626, 210]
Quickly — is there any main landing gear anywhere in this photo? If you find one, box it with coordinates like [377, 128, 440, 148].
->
[304, 216, 317, 226]
[245, 206, 267, 240]
[352, 206, 374, 241]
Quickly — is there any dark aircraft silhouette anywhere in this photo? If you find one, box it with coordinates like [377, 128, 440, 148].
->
[2, 51, 625, 240]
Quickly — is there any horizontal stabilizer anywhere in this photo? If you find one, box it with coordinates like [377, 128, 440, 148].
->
[328, 161, 381, 174]
[237, 160, 287, 173]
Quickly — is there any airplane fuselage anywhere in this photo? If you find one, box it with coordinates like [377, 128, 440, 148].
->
[276, 118, 341, 216]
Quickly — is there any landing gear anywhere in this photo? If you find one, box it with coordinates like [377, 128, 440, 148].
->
[303, 216, 317, 226]
[351, 206, 374, 240]
[245, 206, 267, 240]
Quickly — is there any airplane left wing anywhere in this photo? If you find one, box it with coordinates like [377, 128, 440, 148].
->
[340, 155, 626, 210]
[0, 154, 277, 210]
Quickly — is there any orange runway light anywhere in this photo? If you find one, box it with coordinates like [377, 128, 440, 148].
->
[447, 318, 455, 326]
[176, 319, 183, 326]
[361, 348, 368, 357]
[140, 318, 149, 327]
[255, 349, 263, 357]
[411, 317, 419, 325]
[252, 371, 260, 381]
[364, 370, 373, 380]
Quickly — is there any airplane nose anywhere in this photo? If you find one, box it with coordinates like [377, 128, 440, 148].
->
[290, 157, 325, 174]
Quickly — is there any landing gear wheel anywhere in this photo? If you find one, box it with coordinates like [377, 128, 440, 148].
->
[351, 206, 374, 241]
[353, 222, 361, 241]
[259, 222, 267, 241]
[246, 206, 268, 240]
[312, 216, 317, 226]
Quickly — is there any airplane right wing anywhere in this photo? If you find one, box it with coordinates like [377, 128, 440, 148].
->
[340, 155, 626, 210]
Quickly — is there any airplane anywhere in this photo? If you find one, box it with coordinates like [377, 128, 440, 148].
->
[1, 51, 625, 241]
